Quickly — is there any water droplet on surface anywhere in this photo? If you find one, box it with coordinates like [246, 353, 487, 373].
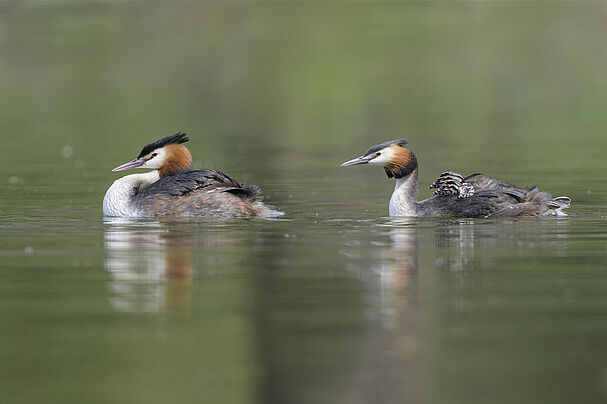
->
[62, 145, 74, 158]
[8, 176, 22, 184]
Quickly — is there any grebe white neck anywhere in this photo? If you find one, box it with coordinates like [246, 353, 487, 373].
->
[389, 168, 419, 217]
[103, 171, 160, 217]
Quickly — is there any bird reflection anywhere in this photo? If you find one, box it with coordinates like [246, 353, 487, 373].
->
[383, 219, 418, 332]
[432, 220, 477, 271]
[339, 217, 420, 370]
[104, 218, 192, 316]
[340, 216, 571, 361]
[432, 218, 571, 271]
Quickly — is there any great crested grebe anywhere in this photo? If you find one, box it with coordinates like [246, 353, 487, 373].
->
[103, 133, 281, 218]
[341, 139, 571, 217]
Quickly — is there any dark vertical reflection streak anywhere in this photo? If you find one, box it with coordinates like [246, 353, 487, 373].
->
[250, 219, 423, 404]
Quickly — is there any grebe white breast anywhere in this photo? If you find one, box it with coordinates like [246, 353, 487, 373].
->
[103, 133, 281, 218]
[340, 139, 571, 218]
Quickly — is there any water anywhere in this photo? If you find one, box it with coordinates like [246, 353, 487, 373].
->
[2, 2, 607, 404]
[3, 173, 607, 403]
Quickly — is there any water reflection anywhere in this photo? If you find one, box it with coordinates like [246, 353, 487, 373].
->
[99, 215, 577, 404]
[332, 219, 421, 402]
[378, 219, 420, 363]
[353, 219, 419, 332]
[432, 218, 571, 271]
[340, 216, 573, 366]
[104, 218, 193, 315]
[433, 220, 478, 271]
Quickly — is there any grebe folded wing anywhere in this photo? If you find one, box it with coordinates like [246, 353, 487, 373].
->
[464, 173, 524, 192]
[416, 189, 529, 218]
[132, 169, 268, 217]
[137, 169, 248, 197]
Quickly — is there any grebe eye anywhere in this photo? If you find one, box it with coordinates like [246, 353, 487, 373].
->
[151, 153, 158, 157]
[376, 152, 381, 156]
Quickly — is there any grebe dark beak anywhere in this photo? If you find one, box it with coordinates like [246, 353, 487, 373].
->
[340, 155, 372, 167]
[111, 158, 147, 172]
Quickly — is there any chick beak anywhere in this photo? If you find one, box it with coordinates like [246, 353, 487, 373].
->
[340, 155, 372, 167]
[111, 158, 147, 172]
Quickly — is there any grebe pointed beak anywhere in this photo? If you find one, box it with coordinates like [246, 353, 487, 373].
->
[340, 155, 372, 167]
[111, 158, 147, 172]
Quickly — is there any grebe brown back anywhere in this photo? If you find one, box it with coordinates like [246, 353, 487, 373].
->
[340, 139, 571, 218]
[430, 171, 571, 213]
[103, 133, 281, 218]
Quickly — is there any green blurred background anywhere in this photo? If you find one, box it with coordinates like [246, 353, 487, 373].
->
[1, 2, 607, 404]
[2, 1, 606, 208]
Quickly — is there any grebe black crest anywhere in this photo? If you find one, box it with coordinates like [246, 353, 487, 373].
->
[136, 132, 189, 159]
[103, 133, 282, 218]
[341, 139, 571, 218]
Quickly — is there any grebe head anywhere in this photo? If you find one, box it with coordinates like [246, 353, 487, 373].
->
[111, 132, 193, 177]
[340, 139, 418, 179]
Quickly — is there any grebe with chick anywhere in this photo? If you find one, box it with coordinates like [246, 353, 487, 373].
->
[103, 133, 281, 218]
[341, 139, 570, 218]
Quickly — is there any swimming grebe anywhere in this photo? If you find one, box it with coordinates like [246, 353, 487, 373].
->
[103, 133, 280, 218]
[340, 139, 571, 217]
